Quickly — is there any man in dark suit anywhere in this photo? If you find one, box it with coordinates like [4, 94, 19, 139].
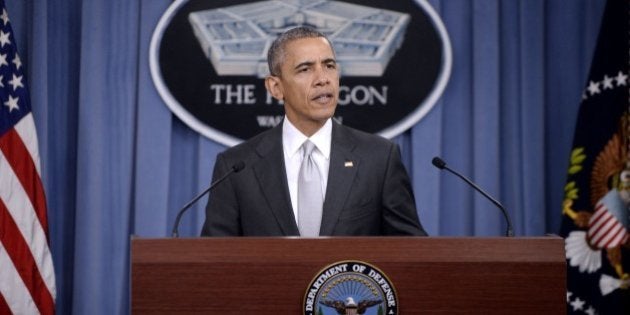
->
[201, 27, 426, 237]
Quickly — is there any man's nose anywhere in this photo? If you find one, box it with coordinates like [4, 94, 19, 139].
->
[313, 66, 331, 86]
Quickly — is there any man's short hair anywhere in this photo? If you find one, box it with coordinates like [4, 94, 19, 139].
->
[267, 27, 334, 77]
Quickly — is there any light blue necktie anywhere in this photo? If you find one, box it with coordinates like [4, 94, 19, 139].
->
[297, 140, 323, 236]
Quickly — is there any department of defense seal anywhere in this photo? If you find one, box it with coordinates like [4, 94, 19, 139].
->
[304, 261, 398, 315]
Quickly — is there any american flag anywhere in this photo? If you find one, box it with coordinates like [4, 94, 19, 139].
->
[0, 1, 56, 314]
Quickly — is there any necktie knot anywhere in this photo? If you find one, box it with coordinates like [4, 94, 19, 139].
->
[302, 140, 316, 157]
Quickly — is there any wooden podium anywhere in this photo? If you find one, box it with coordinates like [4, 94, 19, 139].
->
[131, 237, 565, 314]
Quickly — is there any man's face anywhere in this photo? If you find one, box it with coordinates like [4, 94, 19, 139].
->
[266, 37, 340, 136]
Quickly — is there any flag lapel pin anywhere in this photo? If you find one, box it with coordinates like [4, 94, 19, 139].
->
[344, 161, 354, 167]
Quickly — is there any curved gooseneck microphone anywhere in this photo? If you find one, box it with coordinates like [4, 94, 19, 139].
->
[432, 157, 514, 237]
[171, 161, 245, 237]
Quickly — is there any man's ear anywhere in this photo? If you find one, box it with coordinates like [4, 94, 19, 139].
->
[264, 76, 284, 101]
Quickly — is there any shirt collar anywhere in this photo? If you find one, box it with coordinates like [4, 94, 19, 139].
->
[282, 117, 332, 159]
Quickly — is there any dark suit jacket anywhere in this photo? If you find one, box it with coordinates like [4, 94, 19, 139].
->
[201, 121, 426, 236]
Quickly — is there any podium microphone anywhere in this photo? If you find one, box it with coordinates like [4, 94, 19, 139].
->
[171, 161, 245, 237]
[431, 157, 514, 237]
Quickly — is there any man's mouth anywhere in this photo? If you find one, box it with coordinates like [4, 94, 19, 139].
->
[312, 93, 334, 104]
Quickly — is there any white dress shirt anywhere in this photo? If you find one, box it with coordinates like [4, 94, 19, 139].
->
[282, 117, 331, 222]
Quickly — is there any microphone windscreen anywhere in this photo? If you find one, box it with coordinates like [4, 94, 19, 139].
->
[432, 157, 446, 169]
[232, 161, 246, 172]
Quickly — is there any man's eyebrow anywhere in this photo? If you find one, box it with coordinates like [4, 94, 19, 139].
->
[294, 58, 337, 70]
[294, 60, 315, 70]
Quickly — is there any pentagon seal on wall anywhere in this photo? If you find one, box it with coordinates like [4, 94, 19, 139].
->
[151, 0, 452, 146]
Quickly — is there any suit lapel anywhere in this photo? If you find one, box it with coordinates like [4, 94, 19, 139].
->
[320, 123, 359, 235]
[252, 126, 300, 236]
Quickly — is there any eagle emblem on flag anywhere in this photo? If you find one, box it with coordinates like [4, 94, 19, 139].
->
[563, 113, 630, 304]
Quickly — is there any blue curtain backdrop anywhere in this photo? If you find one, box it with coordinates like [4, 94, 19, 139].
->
[6, 0, 605, 313]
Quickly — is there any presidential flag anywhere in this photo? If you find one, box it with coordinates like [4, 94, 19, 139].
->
[0, 0, 56, 314]
[560, 0, 629, 314]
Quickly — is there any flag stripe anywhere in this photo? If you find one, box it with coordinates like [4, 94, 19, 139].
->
[589, 213, 614, 243]
[604, 227, 627, 249]
[0, 149, 56, 302]
[597, 223, 622, 248]
[589, 205, 608, 228]
[587, 210, 608, 236]
[589, 208, 613, 234]
[0, 199, 53, 314]
[14, 114, 41, 176]
[0, 291, 11, 314]
[591, 216, 617, 243]
[0, 125, 48, 234]
[0, 241, 40, 314]
[589, 204, 606, 223]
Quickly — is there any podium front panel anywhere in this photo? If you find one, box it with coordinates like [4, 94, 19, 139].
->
[131, 237, 565, 314]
